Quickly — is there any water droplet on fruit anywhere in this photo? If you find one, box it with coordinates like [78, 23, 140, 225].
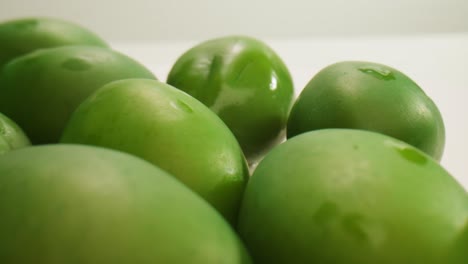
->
[62, 58, 91, 71]
[358, 65, 395, 81]
[397, 147, 427, 165]
[385, 140, 427, 165]
[170, 99, 193, 113]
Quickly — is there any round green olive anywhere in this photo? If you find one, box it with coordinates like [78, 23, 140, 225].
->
[0, 46, 156, 144]
[238, 129, 467, 264]
[0, 17, 108, 70]
[287, 61, 445, 160]
[167, 36, 294, 163]
[60, 79, 249, 223]
[0, 144, 251, 264]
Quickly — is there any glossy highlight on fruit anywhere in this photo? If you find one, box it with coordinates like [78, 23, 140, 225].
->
[168, 36, 294, 163]
[61, 79, 249, 223]
[0, 145, 251, 264]
[238, 129, 467, 264]
[287, 61, 445, 160]
[0, 112, 30, 154]
[0, 17, 108, 70]
[0, 46, 156, 144]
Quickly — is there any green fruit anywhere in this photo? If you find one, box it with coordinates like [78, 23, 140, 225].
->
[238, 129, 467, 264]
[61, 79, 249, 223]
[0, 112, 30, 154]
[0, 17, 108, 70]
[287, 61, 445, 160]
[167, 36, 294, 163]
[0, 145, 251, 264]
[0, 46, 156, 144]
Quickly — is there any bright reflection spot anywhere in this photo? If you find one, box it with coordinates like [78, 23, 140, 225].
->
[269, 75, 278, 91]
[231, 42, 244, 54]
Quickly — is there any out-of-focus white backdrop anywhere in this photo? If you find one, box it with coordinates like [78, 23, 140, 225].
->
[0, 0, 467, 187]
[0, 0, 467, 41]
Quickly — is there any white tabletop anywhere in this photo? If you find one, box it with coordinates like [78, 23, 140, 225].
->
[113, 33, 468, 189]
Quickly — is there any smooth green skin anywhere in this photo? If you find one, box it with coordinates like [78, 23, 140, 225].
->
[0, 46, 156, 144]
[167, 36, 294, 163]
[238, 129, 467, 264]
[0, 112, 30, 154]
[287, 61, 445, 160]
[0, 145, 251, 264]
[0, 17, 108, 70]
[61, 79, 249, 223]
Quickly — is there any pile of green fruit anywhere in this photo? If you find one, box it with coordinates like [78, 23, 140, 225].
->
[0, 17, 466, 264]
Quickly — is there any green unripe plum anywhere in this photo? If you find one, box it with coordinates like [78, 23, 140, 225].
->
[0, 145, 251, 264]
[287, 61, 445, 160]
[168, 36, 294, 163]
[0, 17, 108, 70]
[61, 79, 249, 223]
[0, 46, 156, 144]
[238, 129, 467, 264]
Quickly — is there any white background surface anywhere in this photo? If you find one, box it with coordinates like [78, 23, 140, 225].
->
[1, 0, 467, 188]
[0, 0, 467, 41]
